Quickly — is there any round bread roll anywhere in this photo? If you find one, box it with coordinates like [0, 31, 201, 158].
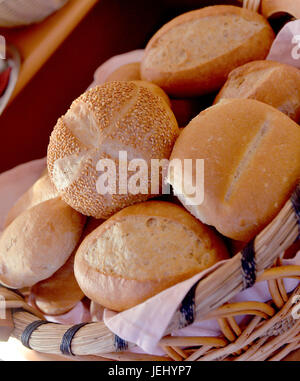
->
[106, 62, 141, 82]
[31, 217, 103, 315]
[141, 5, 274, 97]
[74, 201, 229, 311]
[47, 81, 179, 219]
[214, 60, 300, 122]
[4, 171, 57, 228]
[0, 198, 86, 289]
[169, 99, 300, 242]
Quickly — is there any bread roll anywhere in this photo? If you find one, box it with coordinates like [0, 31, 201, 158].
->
[74, 201, 228, 311]
[141, 5, 274, 97]
[0, 198, 86, 289]
[106, 62, 141, 82]
[4, 171, 57, 228]
[214, 61, 300, 122]
[30, 217, 103, 315]
[47, 81, 179, 219]
[169, 99, 300, 242]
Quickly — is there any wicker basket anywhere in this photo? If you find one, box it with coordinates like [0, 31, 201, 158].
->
[1, 0, 300, 362]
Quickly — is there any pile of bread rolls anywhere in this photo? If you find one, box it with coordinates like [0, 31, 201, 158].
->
[1, 5, 300, 315]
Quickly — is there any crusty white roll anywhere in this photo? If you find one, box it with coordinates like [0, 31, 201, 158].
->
[74, 201, 228, 312]
[141, 5, 274, 97]
[169, 98, 300, 242]
[4, 171, 57, 228]
[0, 198, 86, 289]
[214, 60, 300, 122]
[47, 81, 179, 219]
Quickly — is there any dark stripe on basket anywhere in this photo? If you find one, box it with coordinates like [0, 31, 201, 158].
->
[291, 184, 300, 241]
[241, 239, 256, 290]
[179, 281, 199, 328]
[60, 322, 88, 356]
[21, 320, 51, 350]
[114, 334, 128, 352]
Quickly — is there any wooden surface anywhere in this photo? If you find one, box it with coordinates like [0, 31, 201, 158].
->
[0, 0, 99, 103]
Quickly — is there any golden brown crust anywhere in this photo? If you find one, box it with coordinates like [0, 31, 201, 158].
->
[74, 201, 228, 311]
[47, 81, 179, 219]
[169, 99, 300, 242]
[141, 5, 275, 97]
[214, 60, 300, 122]
[0, 198, 86, 289]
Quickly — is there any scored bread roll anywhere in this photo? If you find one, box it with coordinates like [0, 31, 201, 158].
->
[31, 217, 103, 315]
[0, 198, 86, 289]
[4, 171, 57, 228]
[106, 62, 141, 82]
[169, 98, 300, 242]
[141, 5, 274, 97]
[74, 201, 229, 312]
[47, 81, 179, 219]
[214, 60, 300, 122]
